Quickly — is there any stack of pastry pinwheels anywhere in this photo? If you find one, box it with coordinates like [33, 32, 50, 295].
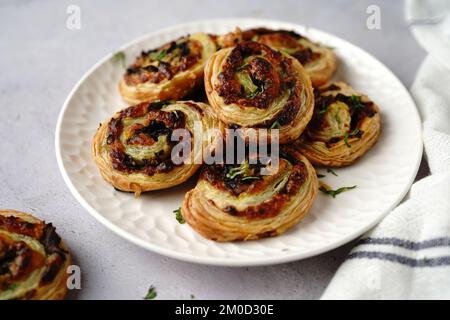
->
[93, 27, 381, 242]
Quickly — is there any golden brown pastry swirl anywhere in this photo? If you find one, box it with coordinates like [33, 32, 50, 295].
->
[119, 33, 216, 104]
[92, 100, 221, 195]
[293, 82, 381, 167]
[0, 210, 71, 300]
[204, 41, 314, 144]
[218, 28, 336, 86]
[182, 147, 318, 242]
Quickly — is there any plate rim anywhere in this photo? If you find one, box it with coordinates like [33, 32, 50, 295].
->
[55, 18, 423, 266]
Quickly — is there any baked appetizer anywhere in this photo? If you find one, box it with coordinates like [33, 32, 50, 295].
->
[119, 33, 216, 104]
[93, 100, 221, 196]
[218, 28, 336, 86]
[182, 147, 318, 242]
[0, 210, 71, 300]
[204, 41, 314, 144]
[293, 82, 381, 167]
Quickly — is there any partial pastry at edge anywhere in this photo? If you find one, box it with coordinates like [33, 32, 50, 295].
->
[119, 33, 216, 105]
[0, 210, 71, 300]
[204, 41, 314, 144]
[182, 147, 318, 242]
[218, 28, 336, 86]
[92, 100, 222, 196]
[293, 82, 381, 167]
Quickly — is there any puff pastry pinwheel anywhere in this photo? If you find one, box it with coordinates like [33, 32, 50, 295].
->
[93, 100, 221, 196]
[293, 82, 381, 167]
[119, 33, 216, 104]
[218, 28, 336, 86]
[0, 210, 71, 300]
[204, 41, 314, 144]
[182, 147, 318, 242]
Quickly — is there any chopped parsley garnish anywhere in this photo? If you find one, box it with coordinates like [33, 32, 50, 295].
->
[270, 121, 282, 129]
[174, 207, 185, 224]
[226, 161, 250, 180]
[343, 135, 351, 147]
[226, 167, 243, 180]
[319, 185, 357, 198]
[248, 89, 262, 99]
[343, 134, 351, 147]
[149, 49, 167, 61]
[317, 168, 337, 178]
[113, 51, 126, 69]
[327, 168, 338, 176]
[7, 284, 18, 291]
[343, 128, 362, 148]
[144, 285, 157, 300]
[225, 161, 261, 182]
[241, 176, 260, 182]
[236, 71, 261, 98]
[317, 101, 329, 115]
[350, 95, 365, 110]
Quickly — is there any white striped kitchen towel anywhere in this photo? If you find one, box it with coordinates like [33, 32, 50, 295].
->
[322, 1, 450, 299]
[321, 55, 450, 299]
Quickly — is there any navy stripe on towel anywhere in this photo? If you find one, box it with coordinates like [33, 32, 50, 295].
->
[356, 237, 450, 251]
[348, 251, 450, 267]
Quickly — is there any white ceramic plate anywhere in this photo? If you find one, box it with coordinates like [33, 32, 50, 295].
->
[55, 18, 422, 266]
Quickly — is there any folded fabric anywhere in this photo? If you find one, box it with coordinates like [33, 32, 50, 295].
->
[405, 0, 449, 23]
[406, 0, 450, 70]
[321, 55, 450, 299]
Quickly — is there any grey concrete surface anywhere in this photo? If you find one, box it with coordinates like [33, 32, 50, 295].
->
[0, 0, 427, 299]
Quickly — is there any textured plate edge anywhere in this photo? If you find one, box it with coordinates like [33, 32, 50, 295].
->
[55, 18, 424, 267]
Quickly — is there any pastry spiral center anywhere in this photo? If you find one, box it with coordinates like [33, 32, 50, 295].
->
[121, 119, 173, 161]
[0, 214, 68, 299]
[106, 101, 192, 175]
[307, 87, 377, 146]
[0, 236, 45, 290]
[215, 41, 296, 109]
[124, 37, 202, 85]
[308, 101, 351, 142]
[257, 31, 321, 65]
[199, 154, 307, 219]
